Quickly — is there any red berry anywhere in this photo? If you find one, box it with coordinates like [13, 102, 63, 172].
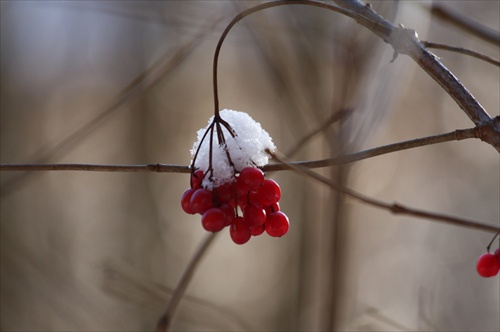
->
[214, 182, 236, 205]
[238, 167, 265, 191]
[190, 189, 214, 214]
[230, 217, 251, 245]
[495, 248, 500, 265]
[181, 188, 196, 214]
[251, 224, 265, 236]
[243, 204, 266, 227]
[476, 252, 500, 278]
[220, 203, 236, 226]
[256, 179, 281, 206]
[243, 204, 266, 228]
[201, 208, 226, 232]
[265, 211, 289, 237]
[191, 170, 204, 189]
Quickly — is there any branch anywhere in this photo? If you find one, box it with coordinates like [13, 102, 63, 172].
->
[422, 41, 500, 67]
[332, 0, 500, 151]
[429, 2, 500, 46]
[268, 150, 500, 234]
[0, 163, 190, 173]
[156, 232, 218, 332]
[0, 126, 485, 174]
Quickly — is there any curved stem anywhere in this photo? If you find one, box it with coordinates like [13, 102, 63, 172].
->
[212, 0, 356, 117]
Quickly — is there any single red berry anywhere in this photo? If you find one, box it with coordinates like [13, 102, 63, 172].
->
[230, 217, 251, 245]
[220, 203, 236, 226]
[266, 211, 289, 237]
[238, 167, 265, 191]
[190, 189, 214, 214]
[243, 204, 266, 227]
[201, 208, 226, 232]
[476, 252, 500, 278]
[181, 188, 196, 214]
[191, 170, 205, 189]
[495, 248, 500, 265]
[256, 179, 281, 206]
[251, 224, 265, 236]
[214, 182, 236, 205]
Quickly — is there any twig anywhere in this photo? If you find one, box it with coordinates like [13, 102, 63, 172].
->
[429, 3, 500, 46]
[285, 108, 352, 157]
[422, 41, 500, 67]
[156, 232, 218, 332]
[0, 126, 483, 174]
[268, 150, 500, 234]
[0, 15, 222, 195]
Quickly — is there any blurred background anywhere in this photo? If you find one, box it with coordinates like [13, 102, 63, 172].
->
[1, 1, 498, 331]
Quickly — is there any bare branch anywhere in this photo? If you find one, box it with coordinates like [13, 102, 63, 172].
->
[268, 150, 500, 234]
[156, 232, 218, 332]
[0, 126, 483, 174]
[332, 0, 500, 151]
[0, 163, 190, 173]
[423, 41, 500, 67]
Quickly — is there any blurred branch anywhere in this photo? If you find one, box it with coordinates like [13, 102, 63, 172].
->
[156, 232, 218, 332]
[0, 15, 222, 195]
[429, 2, 500, 46]
[422, 41, 500, 67]
[268, 150, 500, 234]
[0, 125, 484, 175]
[285, 108, 352, 157]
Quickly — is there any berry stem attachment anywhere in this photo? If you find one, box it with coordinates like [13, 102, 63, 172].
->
[486, 231, 500, 252]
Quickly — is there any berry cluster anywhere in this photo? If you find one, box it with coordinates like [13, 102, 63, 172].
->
[181, 167, 289, 245]
[476, 248, 500, 278]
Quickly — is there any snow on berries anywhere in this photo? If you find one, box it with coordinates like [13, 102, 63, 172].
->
[181, 109, 289, 245]
[190, 109, 275, 190]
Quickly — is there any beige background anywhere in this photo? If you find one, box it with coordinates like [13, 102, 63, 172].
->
[1, 1, 499, 331]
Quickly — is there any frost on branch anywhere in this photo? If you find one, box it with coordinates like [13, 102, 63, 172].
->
[190, 109, 276, 189]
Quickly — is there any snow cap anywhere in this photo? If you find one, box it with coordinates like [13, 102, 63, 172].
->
[191, 109, 276, 189]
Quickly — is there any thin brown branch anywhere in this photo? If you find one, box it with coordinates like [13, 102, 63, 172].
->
[0, 163, 190, 173]
[429, 3, 500, 46]
[266, 126, 480, 171]
[156, 232, 218, 332]
[422, 41, 500, 67]
[0, 126, 482, 174]
[268, 150, 499, 234]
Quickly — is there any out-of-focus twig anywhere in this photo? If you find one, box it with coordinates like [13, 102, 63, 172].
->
[285, 108, 352, 157]
[156, 232, 218, 332]
[423, 41, 500, 67]
[0, 15, 223, 195]
[429, 3, 500, 46]
[268, 150, 500, 234]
